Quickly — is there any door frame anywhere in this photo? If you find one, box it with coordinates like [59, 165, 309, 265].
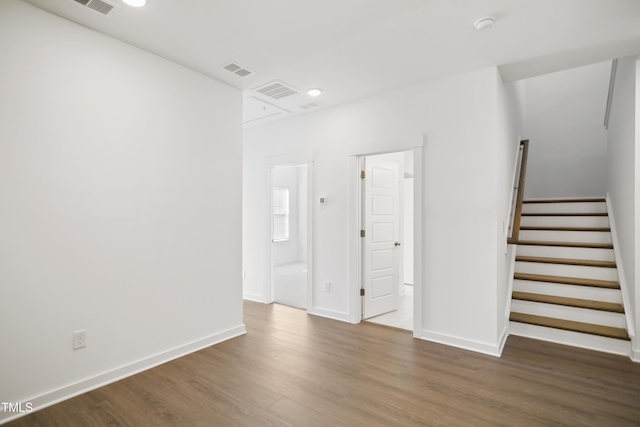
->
[264, 152, 314, 311]
[347, 136, 425, 337]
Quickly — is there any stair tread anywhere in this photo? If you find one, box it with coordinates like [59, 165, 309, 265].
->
[516, 240, 614, 249]
[520, 226, 610, 232]
[514, 272, 619, 289]
[509, 312, 629, 340]
[512, 291, 625, 313]
[521, 212, 609, 217]
[515, 256, 616, 268]
[523, 198, 606, 203]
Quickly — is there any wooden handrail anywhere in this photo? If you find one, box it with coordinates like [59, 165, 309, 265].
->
[604, 59, 618, 130]
[508, 139, 529, 244]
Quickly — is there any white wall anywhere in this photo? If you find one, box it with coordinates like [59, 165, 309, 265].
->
[243, 67, 521, 355]
[523, 62, 610, 199]
[606, 55, 638, 355]
[0, 1, 244, 420]
[497, 77, 525, 340]
[636, 59, 640, 358]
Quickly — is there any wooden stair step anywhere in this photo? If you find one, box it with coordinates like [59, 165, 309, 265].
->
[509, 312, 629, 340]
[512, 291, 624, 313]
[514, 273, 619, 289]
[521, 212, 608, 217]
[516, 240, 614, 249]
[515, 256, 616, 268]
[520, 226, 610, 232]
[523, 198, 606, 203]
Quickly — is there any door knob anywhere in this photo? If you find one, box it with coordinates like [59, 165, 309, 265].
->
[394, 241, 401, 247]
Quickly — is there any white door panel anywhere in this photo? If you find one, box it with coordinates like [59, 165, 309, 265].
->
[363, 158, 400, 319]
[372, 249, 394, 270]
[372, 275, 395, 298]
[372, 195, 394, 214]
[372, 222, 394, 242]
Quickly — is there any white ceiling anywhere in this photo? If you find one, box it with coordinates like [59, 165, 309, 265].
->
[24, 0, 640, 127]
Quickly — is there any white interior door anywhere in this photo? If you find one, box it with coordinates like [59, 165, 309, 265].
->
[362, 157, 400, 319]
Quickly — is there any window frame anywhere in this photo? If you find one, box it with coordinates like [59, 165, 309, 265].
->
[272, 187, 290, 242]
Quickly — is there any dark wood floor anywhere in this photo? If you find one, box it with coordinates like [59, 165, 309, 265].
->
[8, 301, 640, 426]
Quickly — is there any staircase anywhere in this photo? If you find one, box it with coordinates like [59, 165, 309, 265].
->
[509, 198, 631, 356]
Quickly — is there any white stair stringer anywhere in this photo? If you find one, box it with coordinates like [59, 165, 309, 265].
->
[509, 321, 631, 357]
[509, 199, 631, 358]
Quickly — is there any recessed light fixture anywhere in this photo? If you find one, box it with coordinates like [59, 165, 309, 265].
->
[474, 17, 495, 31]
[122, 0, 147, 7]
[307, 88, 323, 97]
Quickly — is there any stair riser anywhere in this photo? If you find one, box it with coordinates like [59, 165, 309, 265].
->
[522, 202, 607, 214]
[515, 261, 618, 282]
[515, 245, 615, 262]
[512, 280, 623, 303]
[511, 300, 626, 328]
[518, 230, 612, 244]
[509, 322, 631, 356]
[520, 216, 610, 228]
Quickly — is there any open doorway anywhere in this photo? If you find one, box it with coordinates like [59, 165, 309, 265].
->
[269, 164, 310, 309]
[360, 151, 414, 331]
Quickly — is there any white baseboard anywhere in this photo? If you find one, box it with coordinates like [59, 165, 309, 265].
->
[0, 325, 246, 425]
[418, 330, 503, 357]
[308, 307, 350, 323]
[497, 325, 509, 356]
[632, 338, 640, 363]
[242, 292, 264, 303]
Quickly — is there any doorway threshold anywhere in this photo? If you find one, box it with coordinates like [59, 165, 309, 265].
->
[364, 284, 413, 331]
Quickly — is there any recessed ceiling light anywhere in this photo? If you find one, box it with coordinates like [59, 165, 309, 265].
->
[122, 0, 147, 7]
[307, 88, 323, 97]
[474, 17, 495, 31]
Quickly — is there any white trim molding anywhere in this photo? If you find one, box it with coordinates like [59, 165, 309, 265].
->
[504, 244, 518, 319]
[419, 330, 504, 357]
[0, 325, 247, 425]
[263, 155, 314, 312]
[347, 134, 425, 330]
[307, 308, 351, 323]
[498, 325, 509, 356]
[242, 292, 264, 303]
[605, 194, 636, 339]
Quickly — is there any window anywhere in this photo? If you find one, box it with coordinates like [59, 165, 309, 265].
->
[273, 187, 290, 241]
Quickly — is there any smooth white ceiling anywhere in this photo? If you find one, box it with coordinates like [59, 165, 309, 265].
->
[23, 0, 640, 126]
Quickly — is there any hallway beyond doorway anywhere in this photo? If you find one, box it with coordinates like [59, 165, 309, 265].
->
[273, 262, 307, 309]
[366, 284, 413, 331]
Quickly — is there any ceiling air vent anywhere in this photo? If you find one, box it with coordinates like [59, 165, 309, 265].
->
[300, 102, 321, 110]
[221, 62, 254, 78]
[72, 0, 116, 16]
[254, 81, 300, 100]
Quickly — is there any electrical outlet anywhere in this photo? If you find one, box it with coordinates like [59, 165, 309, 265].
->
[73, 330, 87, 350]
[324, 281, 331, 292]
